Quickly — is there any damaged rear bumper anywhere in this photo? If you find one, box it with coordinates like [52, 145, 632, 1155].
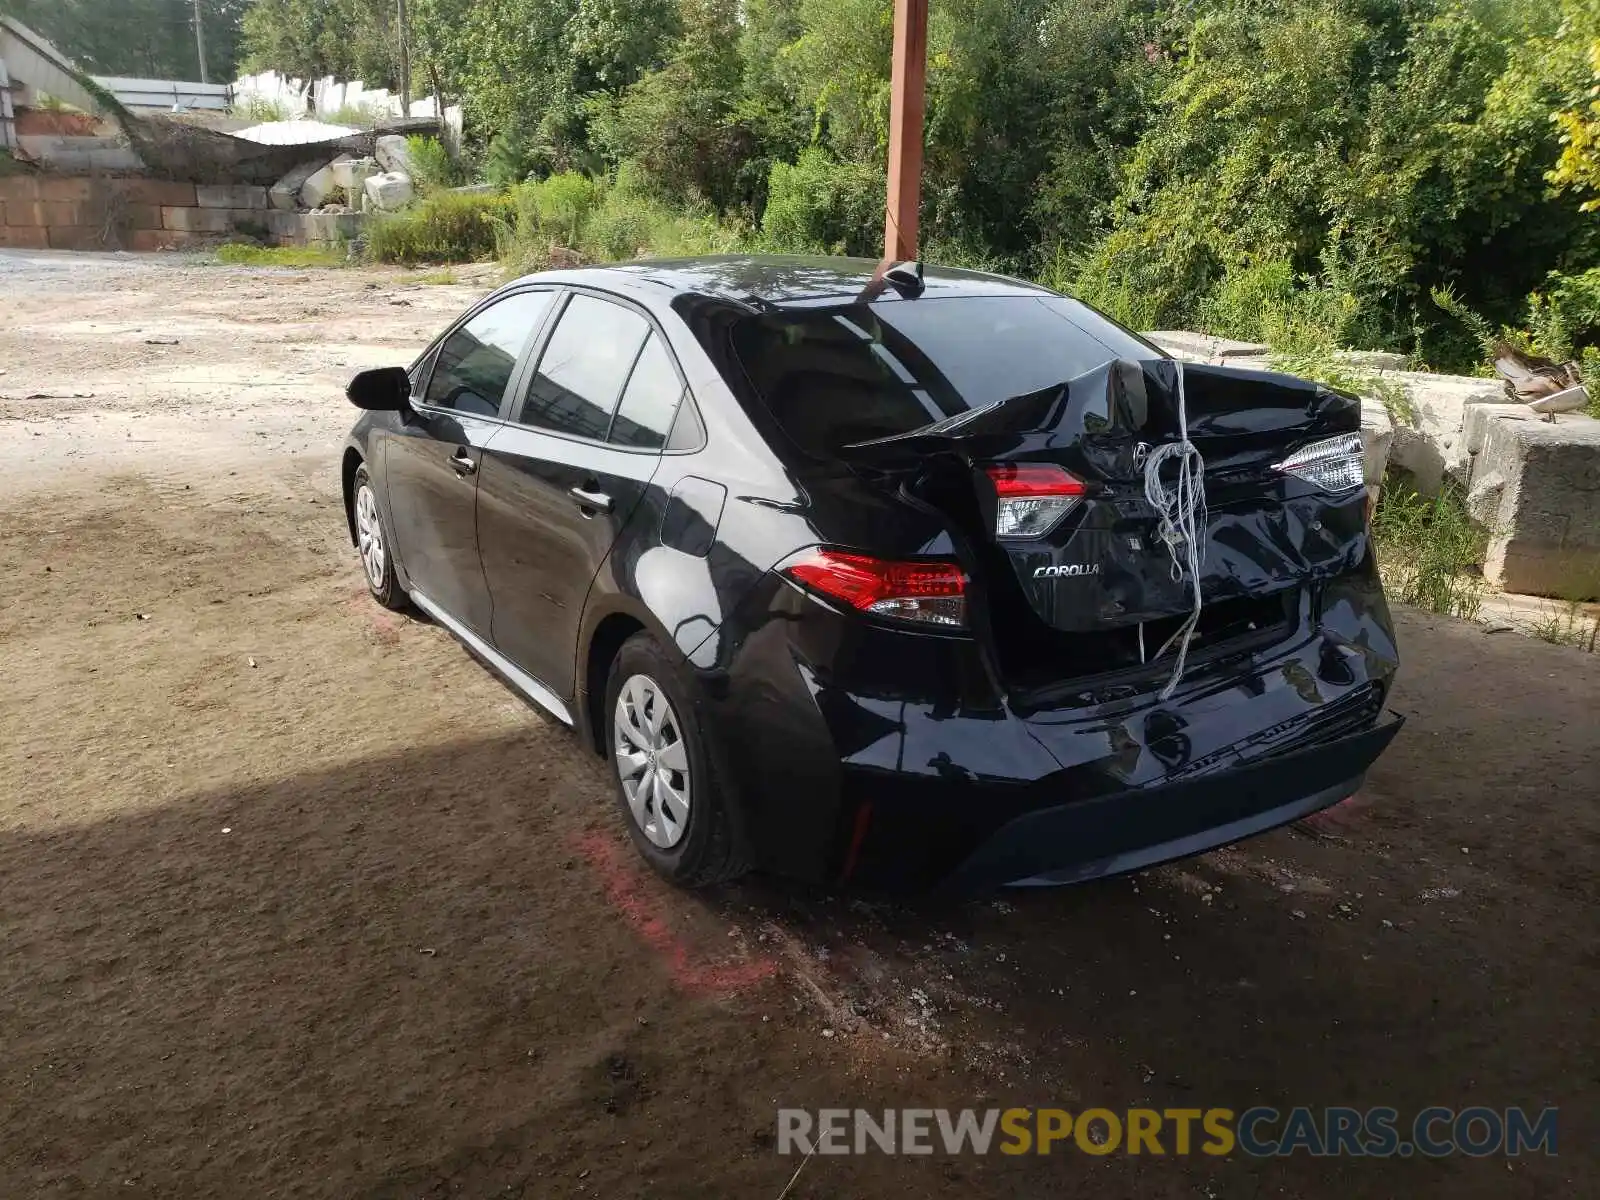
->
[946, 714, 1403, 891]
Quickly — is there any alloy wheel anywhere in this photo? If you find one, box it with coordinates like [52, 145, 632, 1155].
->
[355, 483, 386, 589]
[613, 673, 691, 848]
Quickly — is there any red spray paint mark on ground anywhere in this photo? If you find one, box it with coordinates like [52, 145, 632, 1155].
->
[1300, 790, 1373, 834]
[572, 830, 778, 997]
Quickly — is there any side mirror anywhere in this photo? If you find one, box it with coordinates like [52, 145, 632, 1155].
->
[347, 366, 413, 411]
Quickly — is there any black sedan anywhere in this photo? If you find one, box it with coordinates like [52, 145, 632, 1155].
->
[342, 256, 1401, 891]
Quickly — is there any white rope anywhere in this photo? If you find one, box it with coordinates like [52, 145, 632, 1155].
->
[1142, 361, 1207, 700]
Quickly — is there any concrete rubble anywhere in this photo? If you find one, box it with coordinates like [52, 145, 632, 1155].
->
[363, 171, 415, 212]
[1143, 330, 1600, 601]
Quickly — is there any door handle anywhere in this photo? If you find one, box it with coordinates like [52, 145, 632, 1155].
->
[568, 485, 613, 514]
[449, 450, 477, 475]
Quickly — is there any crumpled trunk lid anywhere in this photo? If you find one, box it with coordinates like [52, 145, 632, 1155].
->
[840, 358, 1366, 635]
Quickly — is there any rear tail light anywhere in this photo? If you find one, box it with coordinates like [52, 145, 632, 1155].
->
[984, 463, 1087, 538]
[1273, 433, 1365, 494]
[782, 550, 967, 629]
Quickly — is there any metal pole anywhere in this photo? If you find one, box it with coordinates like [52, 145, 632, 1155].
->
[193, 0, 209, 84]
[396, 0, 412, 117]
[883, 0, 927, 261]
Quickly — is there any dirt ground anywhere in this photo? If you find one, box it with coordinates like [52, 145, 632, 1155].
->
[1, 249, 1596, 1199]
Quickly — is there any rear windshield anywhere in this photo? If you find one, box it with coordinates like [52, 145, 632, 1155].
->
[730, 295, 1157, 457]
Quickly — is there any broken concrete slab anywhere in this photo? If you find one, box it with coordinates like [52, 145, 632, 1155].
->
[329, 157, 379, 201]
[1465, 410, 1600, 599]
[363, 171, 414, 212]
[298, 157, 347, 209]
[1359, 396, 1394, 508]
[1338, 349, 1409, 372]
[1382, 370, 1506, 495]
[1142, 331, 1270, 364]
[373, 134, 415, 176]
[269, 161, 327, 211]
[195, 184, 269, 210]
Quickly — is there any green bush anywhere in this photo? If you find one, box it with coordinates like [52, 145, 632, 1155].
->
[403, 136, 464, 194]
[366, 191, 516, 264]
[1371, 482, 1488, 620]
[758, 147, 884, 257]
[496, 165, 747, 273]
[517, 172, 603, 246]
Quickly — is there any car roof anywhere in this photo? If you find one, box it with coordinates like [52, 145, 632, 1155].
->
[507, 254, 1056, 310]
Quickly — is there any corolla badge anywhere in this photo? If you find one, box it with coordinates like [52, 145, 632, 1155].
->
[1033, 563, 1101, 578]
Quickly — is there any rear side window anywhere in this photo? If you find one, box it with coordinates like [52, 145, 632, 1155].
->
[730, 296, 1156, 457]
[609, 333, 684, 450]
[424, 290, 553, 417]
[516, 294, 649, 440]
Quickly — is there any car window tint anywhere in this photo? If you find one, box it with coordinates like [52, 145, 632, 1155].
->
[609, 333, 683, 450]
[516, 294, 649, 439]
[423, 291, 552, 417]
[729, 296, 1155, 457]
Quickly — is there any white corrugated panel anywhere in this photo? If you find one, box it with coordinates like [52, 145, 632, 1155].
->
[92, 76, 231, 111]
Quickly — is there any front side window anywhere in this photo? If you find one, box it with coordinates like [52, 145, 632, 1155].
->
[423, 290, 554, 417]
[515, 294, 650, 440]
[609, 333, 684, 450]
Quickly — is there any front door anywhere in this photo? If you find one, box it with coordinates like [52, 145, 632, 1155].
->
[478, 292, 688, 697]
[384, 289, 556, 634]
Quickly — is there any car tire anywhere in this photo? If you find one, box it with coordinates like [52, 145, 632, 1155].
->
[604, 631, 748, 888]
[352, 463, 408, 611]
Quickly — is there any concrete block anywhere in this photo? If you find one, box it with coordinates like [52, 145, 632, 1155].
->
[269, 161, 327, 210]
[127, 229, 208, 252]
[363, 171, 414, 211]
[1142, 330, 1270, 364]
[87, 148, 146, 172]
[34, 176, 95, 202]
[162, 206, 233, 234]
[228, 209, 272, 234]
[195, 184, 269, 210]
[303, 211, 366, 243]
[1359, 396, 1394, 509]
[0, 176, 41, 203]
[124, 204, 164, 231]
[329, 157, 378, 201]
[1339, 349, 1409, 371]
[3, 199, 43, 226]
[1385, 370, 1506, 495]
[39, 200, 87, 227]
[1464, 403, 1532, 455]
[0, 225, 50, 249]
[46, 226, 108, 251]
[120, 179, 199, 208]
[298, 160, 343, 209]
[265, 210, 309, 239]
[374, 134, 415, 175]
[1469, 412, 1600, 599]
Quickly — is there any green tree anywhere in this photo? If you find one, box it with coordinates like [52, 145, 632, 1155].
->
[239, 0, 397, 84]
[588, 0, 753, 208]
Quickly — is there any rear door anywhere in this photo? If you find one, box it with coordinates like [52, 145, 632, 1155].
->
[383, 288, 556, 634]
[476, 290, 690, 698]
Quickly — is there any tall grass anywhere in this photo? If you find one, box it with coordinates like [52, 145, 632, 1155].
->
[365, 192, 516, 264]
[214, 244, 345, 269]
[403, 136, 465, 194]
[497, 169, 748, 275]
[1370, 482, 1488, 620]
[231, 95, 295, 123]
[1529, 601, 1600, 652]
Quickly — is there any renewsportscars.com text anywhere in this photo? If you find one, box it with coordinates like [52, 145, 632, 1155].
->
[777, 1106, 1558, 1158]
